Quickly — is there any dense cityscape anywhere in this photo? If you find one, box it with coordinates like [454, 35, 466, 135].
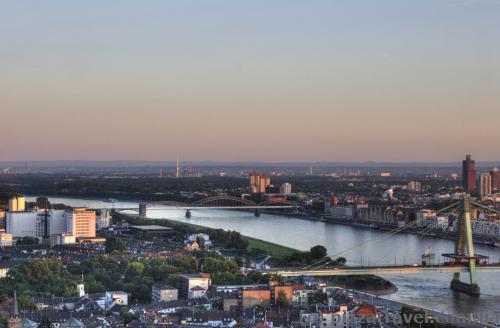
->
[0, 155, 499, 327]
[2, 0, 500, 327]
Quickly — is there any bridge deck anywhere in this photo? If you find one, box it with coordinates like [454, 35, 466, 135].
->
[102, 206, 295, 211]
[265, 265, 500, 277]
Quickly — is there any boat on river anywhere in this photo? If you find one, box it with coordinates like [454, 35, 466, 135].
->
[421, 247, 436, 266]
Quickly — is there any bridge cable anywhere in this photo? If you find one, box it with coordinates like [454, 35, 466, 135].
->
[316, 201, 462, 264]
[300, 202, 462, 270]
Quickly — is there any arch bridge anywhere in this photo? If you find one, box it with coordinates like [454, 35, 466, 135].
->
[113, 196, 297, 218]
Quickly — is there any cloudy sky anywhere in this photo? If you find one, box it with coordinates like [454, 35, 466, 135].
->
[1, 0, 499, 162]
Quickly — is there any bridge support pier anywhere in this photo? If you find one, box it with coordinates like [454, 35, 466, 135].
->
[185, 209, 191, 218]
[450, 197, 480, 296]
[138, 203, 147, 217]
[450, 279, 480, 295]
[254, 209, 261, 217]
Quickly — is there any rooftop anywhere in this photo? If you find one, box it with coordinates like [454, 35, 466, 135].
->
[130, 225, 173, 231]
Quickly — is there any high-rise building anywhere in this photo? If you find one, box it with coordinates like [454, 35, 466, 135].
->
[66, 208, 96, 238]
[0, 210, 5, 230]
[407, 181, 422, 192]
[479, 172, 492, 198]
[96, 209, 112, 230]
[8, 196, 25, 212]
[6, 210, 66, 238]
[280, 183, 292, 195]
[490, 167, 500, 192]
[249, 171, 271, 193]
[462, 155, 477, 192]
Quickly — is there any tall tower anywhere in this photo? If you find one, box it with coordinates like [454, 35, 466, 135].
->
[176, 157, 180, 178]
[491, 166, 500, 192]
[77, 274, 85, 297]
[450, 197, 480, 295]
[478, 172, 492, 198]
[462, 155, 477, 192]
[7, 291, 21, 328]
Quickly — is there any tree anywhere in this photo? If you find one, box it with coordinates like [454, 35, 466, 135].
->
[16, 236, 39, 247]
[18, 294, 36, 311]
[225, 231, 249, 250]
[120, 308, 139, 324]
[276, 290, 289, 309]
[0, 259, 78, 298]
[309, 245, 327, 259]
[39, 314, 52, 328]
[35, 197, 51, 209]
[196, 235, 205, 249]
[335, 257, 347, 266]
[313, 290, 327, 304]
[105, 237, 126, 254]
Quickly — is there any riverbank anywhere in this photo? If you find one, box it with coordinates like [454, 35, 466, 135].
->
[321, 275, 398, 295]
[26, 195, 498, 247]
[114, 212, 299, 258]
[114, 212, 397, 295]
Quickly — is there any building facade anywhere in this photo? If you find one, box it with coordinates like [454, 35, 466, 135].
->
[491, 167, 500, 192]
[179, 274, 211, 299]
[7, 208, 95, 239]
[462, 155, 477, 192]
[249, 171, 271, 193]
[0, 232, 13, 247]
[152, 285, 179, 303]
[479, 172, 492, 198]
[66, 208, 96, 238]
[96, 209, 112, 229]
[8, 196, 25, 212]
[280, 183, 292, 195]
[407, 181, 422, 192]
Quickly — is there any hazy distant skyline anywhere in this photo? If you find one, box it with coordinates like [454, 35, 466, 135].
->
[1, 1, 499, 162]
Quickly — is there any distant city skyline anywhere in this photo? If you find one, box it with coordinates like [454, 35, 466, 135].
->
[1, 1, 499, 162]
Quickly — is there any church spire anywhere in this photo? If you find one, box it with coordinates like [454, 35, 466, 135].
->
[11, 290, 19, 318]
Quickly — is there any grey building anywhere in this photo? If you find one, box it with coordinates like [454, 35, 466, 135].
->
[152, 285, 178, 303]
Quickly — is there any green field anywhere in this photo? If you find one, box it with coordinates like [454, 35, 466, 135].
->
[157, 218, 299, 257]
[245, 237, 298, 258]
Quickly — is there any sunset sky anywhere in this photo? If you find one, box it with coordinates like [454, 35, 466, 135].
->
[1, 0, 499, 162]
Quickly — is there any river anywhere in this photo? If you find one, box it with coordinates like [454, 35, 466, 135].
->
[29, 196, 500, 321]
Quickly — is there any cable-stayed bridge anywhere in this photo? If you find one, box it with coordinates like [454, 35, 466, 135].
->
[259, 197, 500, 296]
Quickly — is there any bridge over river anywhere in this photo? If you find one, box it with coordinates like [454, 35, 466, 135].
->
[265, 263, 500, 277]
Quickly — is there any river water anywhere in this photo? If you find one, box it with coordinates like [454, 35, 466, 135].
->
[30, 197, 500, 321]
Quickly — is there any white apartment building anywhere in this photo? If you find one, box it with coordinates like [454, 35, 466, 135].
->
[0, 232, 13, 247]
[7, 208, 95, 239]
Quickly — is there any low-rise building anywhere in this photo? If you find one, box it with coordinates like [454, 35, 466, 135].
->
[0, 231, 13, 247]
[241, 288, 271, 309]
[185, 233, 212, 247]
[152, 285, 178, 303]
[179, 273, 211, 299]
[271, 285, 293, 305]
[320, 306, 349, 328]
[50, 233, 76, 246]
[0, 262, 16, 278]
[130, 225, 174, 237]
[105, 291, 128, 309]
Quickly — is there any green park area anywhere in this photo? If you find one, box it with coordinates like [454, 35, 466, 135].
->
[245, 237, 297, 258]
